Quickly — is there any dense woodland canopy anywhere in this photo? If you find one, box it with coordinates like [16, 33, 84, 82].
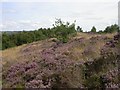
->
[2, 19, 120, 50]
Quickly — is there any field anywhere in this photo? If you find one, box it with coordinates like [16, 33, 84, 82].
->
[1, 32, 120, 88]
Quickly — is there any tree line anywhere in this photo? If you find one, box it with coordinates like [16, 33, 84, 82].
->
[2, 19, 76, 50]
[2, 19, 120, 50]
[77, 24, 120, 33]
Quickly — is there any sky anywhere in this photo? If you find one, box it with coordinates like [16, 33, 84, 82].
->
[0, 0, 119, 31]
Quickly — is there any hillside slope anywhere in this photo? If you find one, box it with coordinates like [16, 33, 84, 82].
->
[2, 32, 119, 88]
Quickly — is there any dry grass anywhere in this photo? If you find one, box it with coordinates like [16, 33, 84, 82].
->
[75, 32, 117, 40]
[1, 32, 116, 65]
[2, 39, 57, 66]
[1, 44, 26, 65]
[69, 32, 116, 61]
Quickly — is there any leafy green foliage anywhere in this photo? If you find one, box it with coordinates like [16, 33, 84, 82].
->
[77, 26, 83, 32]
[2, 19, 76, 50]
[52, 19, 76, 43]
[2, 19, 119, 50]
[104, 24, 120, 33]
[91, 26, 96, 32]
[84, 74, 102, 89]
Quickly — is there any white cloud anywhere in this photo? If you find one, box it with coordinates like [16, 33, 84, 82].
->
[18, 20, 40, 29]
[19, 20, 31, 24]
[3, 9, 16, 13]
[2, 1, 118, 31]
[1, 0, 120, 3]
[0, 24, 3, 31]
[0, 24, 3, 27]
[2, 20, 43, 31]
[2, 21, 21, 31]
[32, 22, 41, 27]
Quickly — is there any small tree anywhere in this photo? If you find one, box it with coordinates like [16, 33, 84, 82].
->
[91, 26, 96, 32]
[77, 26, 83, 32]
[104, 24, 120, 33]
[53, 19, 76, 43]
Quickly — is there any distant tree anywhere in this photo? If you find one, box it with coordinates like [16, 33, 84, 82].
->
[91, 26, 96, 32]
[2, 33, 16, 50]
[104, 26, 110, 33]
[104, 24, 119, 33]
[98, 30, 103, 34]
[77, 26, 83, 32]
[2, 19, 77, 50]
[111, 24, 120, 32]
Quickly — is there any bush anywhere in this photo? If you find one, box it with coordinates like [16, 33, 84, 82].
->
[104, 24, 119, 33]
[91, 26, 96, 33]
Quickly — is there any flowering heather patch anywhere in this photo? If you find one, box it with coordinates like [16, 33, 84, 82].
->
[2, 61, 40, 87]
[2, 39, 85, 88]
[3, 58, 85, 88]
[101, 33, 120, 58]
[82, 46, 95, 56]
[2, 33, 120, 89]
[83, 33, 120, 89]
[103, 68, 119, 88]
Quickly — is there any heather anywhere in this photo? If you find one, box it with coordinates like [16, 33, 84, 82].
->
[2, 32, 120, 89]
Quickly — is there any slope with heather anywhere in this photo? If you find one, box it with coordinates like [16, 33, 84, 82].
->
[2, 32, 119, 89]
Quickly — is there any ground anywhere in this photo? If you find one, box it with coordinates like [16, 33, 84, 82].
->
[1, 32, 119, 88]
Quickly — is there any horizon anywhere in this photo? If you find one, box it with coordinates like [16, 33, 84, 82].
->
[0, 0, 119, 31]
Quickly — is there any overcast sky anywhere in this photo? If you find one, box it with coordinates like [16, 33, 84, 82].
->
[0, 0, 119, 31]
